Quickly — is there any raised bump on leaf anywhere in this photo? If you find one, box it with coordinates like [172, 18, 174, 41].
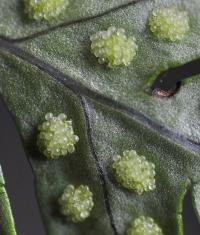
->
[37, 113, 79, 159]
[112, 150, 156, 194]
[90, 26, 138, 68]
[127, 216, 163, 235]
[148, 6, 190, 42]
[58, 185, 94, 223]
[24, 0, 69, 21]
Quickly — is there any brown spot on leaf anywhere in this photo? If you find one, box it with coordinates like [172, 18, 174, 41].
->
[152, 82, 181, 98]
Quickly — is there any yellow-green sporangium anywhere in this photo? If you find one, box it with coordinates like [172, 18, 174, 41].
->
[90, 27, 138, 68]
[112, 150, 156, 194]
[127, 216, 163, 235]
[58, 185, 94, 223]
[24, 0, 69, 21]
[148, 6, 190, 42]
[37, 113, 79, 159]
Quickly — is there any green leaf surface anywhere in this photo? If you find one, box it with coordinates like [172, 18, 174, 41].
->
[0, 46, 200, 235]
[0, 0, 136, 39]
[0, 166, 16, 235]
[192, 183, 200, 224]
[0, 0, 200, 235]
[17, 0, 200, 143]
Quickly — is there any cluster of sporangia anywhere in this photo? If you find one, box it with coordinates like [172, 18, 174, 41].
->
[148, 6, 190, 42]
[24, 0, 69, 21]
[127, 216, 163, 235]
[90, 26, 138, 68]
[37, 113, 79, 159]
[30, 0, 190, 233]
[112, 150, 156, 195]
[58, 185, 94, 223]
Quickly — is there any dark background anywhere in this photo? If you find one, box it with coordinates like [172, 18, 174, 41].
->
[0, 94, 199, 235]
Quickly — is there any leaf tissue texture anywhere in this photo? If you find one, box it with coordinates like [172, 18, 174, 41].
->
[0, 0, 200, 235]
[0, 0, 136, 39]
